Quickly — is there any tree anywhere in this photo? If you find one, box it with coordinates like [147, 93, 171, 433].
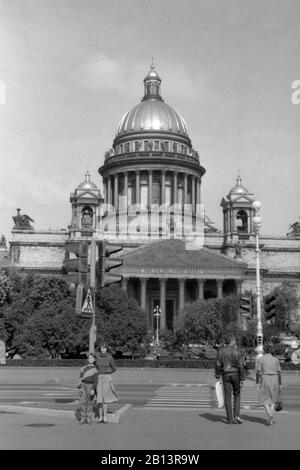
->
[95, 285, 149, 356]
[0, 273, 83, 357]
[175, 295, 241, 348]
[0, 271, 13, 306]
[13, 300, 89, 358]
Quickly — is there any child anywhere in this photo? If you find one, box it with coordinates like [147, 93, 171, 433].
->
[77, 353, 98, 425]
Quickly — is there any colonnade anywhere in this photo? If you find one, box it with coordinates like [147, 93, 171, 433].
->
[121, 277, 243, 330]
[103, 170, 201, 211]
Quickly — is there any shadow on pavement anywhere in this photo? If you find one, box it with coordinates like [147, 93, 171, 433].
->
[199, 412, 267, 426]
[199, 413, 227, 423]
[240, 414, 266, 425]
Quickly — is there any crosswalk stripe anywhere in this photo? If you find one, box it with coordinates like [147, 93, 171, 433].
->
[145, 384, 260, 409]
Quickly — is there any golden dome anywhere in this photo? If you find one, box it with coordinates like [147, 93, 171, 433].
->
[117, 100, 188, 135]
[229, 172, 249, 195]
[77, 170, 98, 190]
[115, 65, 189, 138]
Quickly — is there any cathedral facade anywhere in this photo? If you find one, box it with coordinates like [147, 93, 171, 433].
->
[7, 65, 300, 330]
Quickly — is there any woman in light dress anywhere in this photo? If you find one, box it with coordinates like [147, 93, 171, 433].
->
[256, 344, 282, 425]
[94, 343, 119, 423]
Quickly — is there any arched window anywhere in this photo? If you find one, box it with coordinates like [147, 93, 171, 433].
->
[236, 210, 248, 232]
[81, 207, 93, 228]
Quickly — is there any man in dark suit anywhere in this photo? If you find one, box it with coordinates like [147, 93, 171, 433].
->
[215, 337, 245, 424]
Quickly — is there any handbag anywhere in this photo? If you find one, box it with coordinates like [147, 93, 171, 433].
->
[215, 380, 224, 408]
[275, 391, 282, 412]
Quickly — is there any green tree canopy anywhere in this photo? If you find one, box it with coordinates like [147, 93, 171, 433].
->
[175, 295, 241, 348]
[95, 285, 149, 356]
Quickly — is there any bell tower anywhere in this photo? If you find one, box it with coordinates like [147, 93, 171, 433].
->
[221, 172, 257, 249]
[69, 170, 102, 239]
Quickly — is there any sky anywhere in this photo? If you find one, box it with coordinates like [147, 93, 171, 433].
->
[0, 0, 299, 244]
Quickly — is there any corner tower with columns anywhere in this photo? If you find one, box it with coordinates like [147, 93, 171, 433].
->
[69, 170, 102, 239]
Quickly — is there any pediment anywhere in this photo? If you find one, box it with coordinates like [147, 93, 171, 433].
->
[76, 191, 99, 199]
[231, 195, 254, 203]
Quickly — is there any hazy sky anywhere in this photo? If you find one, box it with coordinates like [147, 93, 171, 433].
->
[0, 0, 299, 243]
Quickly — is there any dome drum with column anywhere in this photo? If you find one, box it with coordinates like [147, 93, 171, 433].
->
[99, 65, 205, 224]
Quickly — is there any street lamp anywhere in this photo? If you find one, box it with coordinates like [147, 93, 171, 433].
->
[252, 200, 264, 360]
[153, 305, 161, 347]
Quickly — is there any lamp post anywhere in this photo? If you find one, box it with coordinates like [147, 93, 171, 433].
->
[153, 305, 161, 347]
[252, 200, 264, 360]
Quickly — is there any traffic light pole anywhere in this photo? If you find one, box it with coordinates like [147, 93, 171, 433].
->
[89, 240, 97, 355]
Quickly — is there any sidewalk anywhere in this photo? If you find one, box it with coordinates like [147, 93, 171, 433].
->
[0, 366, 299, 385]
[0, 405, 299, 450]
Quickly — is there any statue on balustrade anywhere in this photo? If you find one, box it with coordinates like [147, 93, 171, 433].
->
[13, 208, 34, 230]
[287, 219, 300, 238]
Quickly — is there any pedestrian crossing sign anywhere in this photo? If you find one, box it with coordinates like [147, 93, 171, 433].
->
[81, 288, 94, 314]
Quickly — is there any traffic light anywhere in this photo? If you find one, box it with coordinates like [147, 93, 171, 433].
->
[97, 240, 123, 287]
[240, 295, 252, 317]
[62, 241, 89, 285]
[264, 294, 276, 319]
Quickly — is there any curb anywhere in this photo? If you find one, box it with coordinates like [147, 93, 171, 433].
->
[0, 403, 132, 423]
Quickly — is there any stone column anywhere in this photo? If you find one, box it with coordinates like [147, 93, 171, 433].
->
[247, 212, 250, 233]
[217, 280, 223, 298]
[196, 178, 201, 205]
[114, 173, 118, 209]
[159, 278, 167, 329]
[184, 173, 188, 204]
[148, 170, 153, 209]
[179, 279, 185, 311]
[124, 172, 128, 206]
[161, 170, 166, 205]
[140, 278, 147, 311]
[197, 279, 204, 300]
[107, 176, 112, 205]
[191, 176, 195, 213]
[173, 171, 178, 205]
[196, 178, 202, 214]
[103, 178, 107, 203]
[136, 171, 140, 204]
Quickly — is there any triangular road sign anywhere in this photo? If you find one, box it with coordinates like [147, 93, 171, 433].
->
[81, 288, 94, 314]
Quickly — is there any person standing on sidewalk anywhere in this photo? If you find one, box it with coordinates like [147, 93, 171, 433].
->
[94, 343, 119, 423]
[215, 336, 245, 424]
[256, 344, 282, 426]
[77, 353, 98, 425]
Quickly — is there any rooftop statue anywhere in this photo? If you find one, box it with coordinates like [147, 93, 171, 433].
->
[13, 208, 34, 230]
[287, 219, 300, 238]
[0, 235, 6, 248]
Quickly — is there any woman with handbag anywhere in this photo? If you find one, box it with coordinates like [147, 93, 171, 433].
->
[256, 344, 282, 426]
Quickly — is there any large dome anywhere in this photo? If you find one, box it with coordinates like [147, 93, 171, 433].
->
[117, 100, 188, 136]
[115, 64, 189, 140]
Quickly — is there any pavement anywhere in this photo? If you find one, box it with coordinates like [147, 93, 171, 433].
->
[0, 405, 299, 450]
[0, 365, 299, 385]
[0, 367, 299, 449]
[0, 366, 299, 424]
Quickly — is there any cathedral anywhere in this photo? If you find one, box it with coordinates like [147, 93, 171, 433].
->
[6, 65, 300, 330]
